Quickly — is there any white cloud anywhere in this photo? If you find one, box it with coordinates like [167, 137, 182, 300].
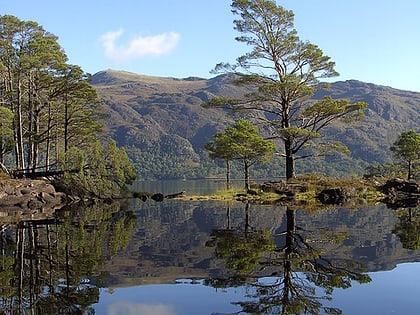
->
[99, 28, 180, 63]
[107, 302, 177, 315]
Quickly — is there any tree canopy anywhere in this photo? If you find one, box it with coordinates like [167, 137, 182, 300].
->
[390, 130, 420, 180]
[0, 15, 135, 196]
[204, 0, 367, 179]
[0, 106, 14, 162]
[205, 118, 274, 190]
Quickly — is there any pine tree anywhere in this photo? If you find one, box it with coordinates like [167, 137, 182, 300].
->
[206, 118, 274, 190]
[204, 0, 366, 179]
[391, 130, 420, 180]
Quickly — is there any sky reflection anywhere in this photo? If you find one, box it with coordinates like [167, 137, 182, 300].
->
[94, 282, 246, 315]
[93, 263, 420, 315]
[330, 263, 420, 314]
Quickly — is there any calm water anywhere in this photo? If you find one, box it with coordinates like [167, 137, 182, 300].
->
[1, 180, 419, 314]
[131, 178, 245, 195]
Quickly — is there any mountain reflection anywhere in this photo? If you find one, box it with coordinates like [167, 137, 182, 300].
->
[206, 204, 372, 314]
[0, 199, 419, 314]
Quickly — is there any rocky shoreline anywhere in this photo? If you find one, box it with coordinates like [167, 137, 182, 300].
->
[0, 177, 418, 224]
[0, 178, 68, 223]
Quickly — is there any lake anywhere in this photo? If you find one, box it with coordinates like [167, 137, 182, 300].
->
[131, 178, 247, 195]
[0, 181, 419, 314]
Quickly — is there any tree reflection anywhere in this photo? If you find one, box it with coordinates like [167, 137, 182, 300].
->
[207, 205, 371, 315]
[393, 207, 420, 250]
[207, 202, 275, 274]
[0, 202, 136, 314]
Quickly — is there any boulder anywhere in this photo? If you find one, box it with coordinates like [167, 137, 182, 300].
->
[381, 178, 419, 195]
[0, 179, 67, 214]
[151, 193, 164, 202]
[261, 181, 306, 196]
[381, 179, 420, 209]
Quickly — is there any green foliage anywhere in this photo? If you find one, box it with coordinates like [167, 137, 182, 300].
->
[0, 106, 14, 156]
[364, 163, 405, 179]
[204, 1, 368, 180]
[207, 118, 275, 163]
[205, 133, 235, 161]
[226, 206, 371, 315]
[108, 211, 137, 256]
[393, 208, 420, 250]
[391, 130, 420, 161]
[391, 130, 420, 180]
[209, 229, 275, 274]
[0, 15, 137, 196]
[206, 118, 275, 188]
[302, 96, 367, 123]
[0, 256, 16, 299]
[0, 202, 136, 312]
[59, 203, 137, 273]
[126, 146, 209, 180]
[59, 139, 136, 197]
[394, 220, 420, 250]
[0, 15, 69, 170]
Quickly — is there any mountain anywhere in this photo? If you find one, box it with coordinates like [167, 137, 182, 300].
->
[91, 69, 419, 179]
[313, 80, 419, 165]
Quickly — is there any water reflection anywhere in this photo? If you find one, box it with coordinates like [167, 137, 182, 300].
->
[0, 202, 136, 314]
[0, 199, 419, 314]
[393, 207, 420, 250]
[206, 204, 371, 314]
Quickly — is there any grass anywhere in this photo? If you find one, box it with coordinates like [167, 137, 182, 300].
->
[289, 173, 385, 201]
[187, 188, 246, 201]
[170, 174, 386, 207]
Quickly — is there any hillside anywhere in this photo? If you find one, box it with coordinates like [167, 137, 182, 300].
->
[313, 80, 419, 164]
[91, 70, 419, 179]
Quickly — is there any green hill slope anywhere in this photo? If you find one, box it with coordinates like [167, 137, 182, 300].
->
[92, 70, 419, 179]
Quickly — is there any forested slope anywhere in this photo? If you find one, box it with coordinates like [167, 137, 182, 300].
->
[92, 70, 419, 179]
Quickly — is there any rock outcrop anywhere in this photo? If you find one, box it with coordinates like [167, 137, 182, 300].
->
[261, 181, 306, 196]
[381, 178, 420, 209]
[0, 178, 67, 223]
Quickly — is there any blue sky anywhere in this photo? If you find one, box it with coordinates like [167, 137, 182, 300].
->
[3, 0, 420, 92]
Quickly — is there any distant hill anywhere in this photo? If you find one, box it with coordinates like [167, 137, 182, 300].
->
[91, 69, 419, 179]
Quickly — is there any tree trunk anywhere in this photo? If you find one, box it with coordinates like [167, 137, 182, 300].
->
[244, 158, 250, 190]
[16, 223, 25, 314]
[0, 161, 9, 175]
[16, 78, 25, 170]
[244, 202, 250, 233]
[0, 147, 3, 165]
[27, 77, 34, 172]
[64, 88, 69, 153]
[408, 160, 412, 180]
[31, 106, 39, 173]
[285, 138, 295, 180]
[282, 207, 296, 311]
[226, 205, 231, 230]
[45, 103, 52, 171]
